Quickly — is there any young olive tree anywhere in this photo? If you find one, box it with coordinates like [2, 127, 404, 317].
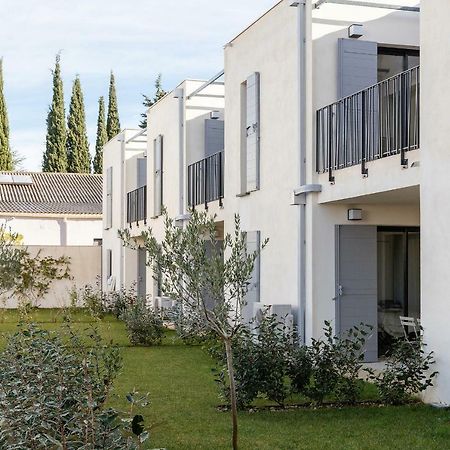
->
[121, 210, 266, 450]
[0, 224, 71, 308]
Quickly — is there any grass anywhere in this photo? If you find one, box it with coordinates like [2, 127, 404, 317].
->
[1, 309, 450, 449]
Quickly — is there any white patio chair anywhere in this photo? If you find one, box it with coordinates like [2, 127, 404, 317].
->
[399, 316, 419, 341]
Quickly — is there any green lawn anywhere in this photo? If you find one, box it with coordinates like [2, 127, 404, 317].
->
[1, 309, 450, 449]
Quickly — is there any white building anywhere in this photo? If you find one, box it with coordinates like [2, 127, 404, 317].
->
[102, 79, 224, 295]
[0, 171, 103, 307]
[103, 0, 450, 405]
[0, 171, 102, 245]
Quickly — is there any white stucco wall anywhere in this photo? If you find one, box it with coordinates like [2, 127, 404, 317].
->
[2, 245, 101, 308]
[0, 216, 102, 246]
[420, 0, 450, 405]
[102, 130, 146, 290]
[225, 2, 300, 312]
[224, 1, 419, 323]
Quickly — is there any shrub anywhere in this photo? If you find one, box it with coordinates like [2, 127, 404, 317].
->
[371, 337, 437, 405]
[333, 324, 372, 404]
[306, 325, 339, 404]
[121, 298, 165, 346]
[305, 321, 371, 404]
[173, 304, 216, 346]
[0, 323, 149, 448]
[104, 284, 138, 318]
[70, 282, 105, 318]
[211, 309, 297, 408]
[286, 344, 312, 396]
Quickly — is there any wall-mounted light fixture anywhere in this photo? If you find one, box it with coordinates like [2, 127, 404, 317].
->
[348, 208, 363, 221]
[348, 24, 364, 39]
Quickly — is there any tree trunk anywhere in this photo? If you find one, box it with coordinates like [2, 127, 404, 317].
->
[224, 337, 238, 450]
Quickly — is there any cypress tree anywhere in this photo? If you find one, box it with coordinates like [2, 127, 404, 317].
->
[139, 73, 167, 129]
[93, 96, 107, 174]
[66, 76, 90, 173]
[43, 54, 67, 172]
[0, 58, 12, 171]
[106, 71, 120, 140]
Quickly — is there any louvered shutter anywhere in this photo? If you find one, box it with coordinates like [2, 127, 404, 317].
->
[153, 135, 163, 216]
[205, 119, 224, 157]
[105, 167, 113, 229]
[245, 230, 261, 304]
[137, 157, 147, 188]
[246, 73, 260, 192]
[338, 39, 377, 98]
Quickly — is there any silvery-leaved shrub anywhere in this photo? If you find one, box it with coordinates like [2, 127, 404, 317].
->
[121, 297, 165, 346]
[0, 324, 149, 449]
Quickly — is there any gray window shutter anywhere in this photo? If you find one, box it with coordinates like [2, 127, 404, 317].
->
[338, 39, 377, 98]
[153, 135, 163, 216]
[106, 249, 112, 278]
[245, 230, 261, 304]
[106, 167, 113, 229]
[137, 157, 147, 188]
[205, 119, 224, 157]
[246, 72, 260, 192]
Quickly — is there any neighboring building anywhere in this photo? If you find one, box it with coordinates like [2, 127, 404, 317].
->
[0, 171, 103, 307]
[0, 171, 103, 245]
[102, 79, 224, 295]
[103, 0, 450, 405]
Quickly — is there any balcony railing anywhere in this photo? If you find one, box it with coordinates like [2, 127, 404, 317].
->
[316, 66, 420, 182]
[127, 185, 147, 226]
[187, 151, 224, 208]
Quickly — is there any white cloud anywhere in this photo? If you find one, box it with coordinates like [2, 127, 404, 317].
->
[2, 0, 276, 170]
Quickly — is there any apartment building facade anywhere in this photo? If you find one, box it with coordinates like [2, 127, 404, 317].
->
[103, 0, 450, 404]
[102, 80, 224, 296]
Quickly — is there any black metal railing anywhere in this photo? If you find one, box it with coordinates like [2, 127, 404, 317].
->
[187, 151, 224, 208]
[127, 186, 147, 226]
[316, 66, 420, 182]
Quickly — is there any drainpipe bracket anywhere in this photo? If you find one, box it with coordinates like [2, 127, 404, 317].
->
[174, 213, 191, 224]
[292, 184, 322, 205]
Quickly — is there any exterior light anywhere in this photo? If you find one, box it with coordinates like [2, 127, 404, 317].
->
[348, 208, 363, 221]
[348, 24, 364, 39]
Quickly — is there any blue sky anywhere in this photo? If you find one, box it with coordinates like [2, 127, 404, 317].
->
[1, 0, 276, 171]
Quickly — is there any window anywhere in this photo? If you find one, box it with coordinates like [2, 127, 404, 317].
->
[240, 72, 260, 194]
[153, 135, 163, 217]
[105, 167, 113, 229]
[377, 47, 420, 82]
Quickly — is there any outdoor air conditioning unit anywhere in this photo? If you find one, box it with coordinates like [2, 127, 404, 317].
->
[241, 302, 263, 325]
[156, 296, 173, 310]
[210, 110, 220, 120]
[269, 304, 295, 336]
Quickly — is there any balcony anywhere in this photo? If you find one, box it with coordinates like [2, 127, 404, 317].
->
[316, 66, 420, 183]
[187, 151, 224, 209]
[127, 186, 147, 226]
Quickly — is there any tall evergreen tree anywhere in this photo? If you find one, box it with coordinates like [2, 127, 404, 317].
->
[139, 73, 167, 129]
[0, 59, 12, 171]
[66, 76, 90, 173]
[43, 54, 67, 172]
[93, 96, 107, 174]
[106, 71, 120, 140]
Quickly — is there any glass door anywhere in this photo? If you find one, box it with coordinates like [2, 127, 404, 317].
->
[377, 227, 420, 357]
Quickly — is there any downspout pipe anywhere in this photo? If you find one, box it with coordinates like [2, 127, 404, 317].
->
[173, 88, 186, 221]
[291, 0, 308, 344]
[119, 133, 126, 287]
